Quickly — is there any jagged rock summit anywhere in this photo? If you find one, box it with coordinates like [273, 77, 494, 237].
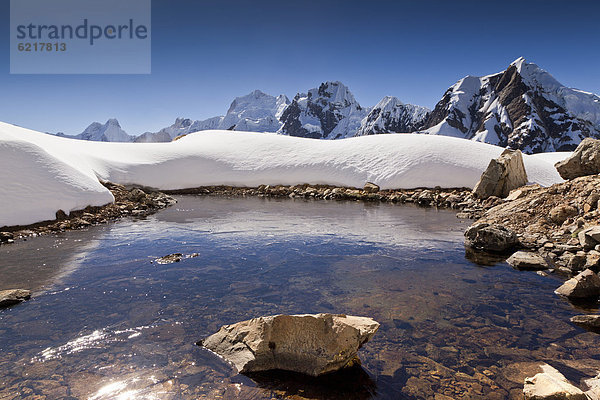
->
[278, 81, 368, 139]
[53, 58, 600, 150]
[420, 57, 600, 153]
[356, 96, 429, 136]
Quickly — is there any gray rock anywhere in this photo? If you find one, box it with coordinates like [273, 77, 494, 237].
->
[506, 251, 549, 271]
[200, 313, 379, 376]
[578, 226, 600, 249]
[555, 269, 600, 299]
[555, 138, 600, 180]
[570, 314, 600, 331]
[523, 364, 587, 400]
[363, 182, 380, 193]
[0, 289, 32, 307]
[473, 149, 528, 199]
[464, 223, 519, 253]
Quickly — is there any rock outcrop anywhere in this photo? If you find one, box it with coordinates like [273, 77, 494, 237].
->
[555, 138, 600, 180]
[554, 269, 600, 299]
[472, 149, 528, 199]
[1, 182, 176, 243]
[200, 313, 379, 376]
[462, 175, 600, 275]
[523, 364, 587, 400]
[0, 289, 31, 307]
[464, 223, 519, 253]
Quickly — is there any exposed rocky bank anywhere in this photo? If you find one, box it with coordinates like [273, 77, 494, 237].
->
[0, 182, 176, 244]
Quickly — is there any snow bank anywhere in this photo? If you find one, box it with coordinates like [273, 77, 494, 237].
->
[0, 121, 565, 227]
[0, 128, 114, 227]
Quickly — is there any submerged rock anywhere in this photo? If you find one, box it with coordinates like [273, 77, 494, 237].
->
[523, 364, 587, 400]
[555, 138, 600, 180]
[200, 313, 379, 377]
[464, 223, 519, 253]
[0, 289, 31, 307]
[506, 251, 549, 271]
[473, 149, 528, 199]
[0, 231, 14, 243]
[554, 269, 600, 299]
[570, 314, 600, 332]
[154, 253, 183, 264]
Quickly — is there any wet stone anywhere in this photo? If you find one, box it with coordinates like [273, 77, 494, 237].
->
[0, 289, 31, 308]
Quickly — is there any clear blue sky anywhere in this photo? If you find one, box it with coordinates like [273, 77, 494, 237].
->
[0, 0, 599, 136]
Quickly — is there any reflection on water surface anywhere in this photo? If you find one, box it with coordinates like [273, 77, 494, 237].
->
[0, 196, 598, 399]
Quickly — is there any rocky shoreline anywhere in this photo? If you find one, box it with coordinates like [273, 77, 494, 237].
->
[0, 182, 176, 245]
[165, 183, 493, 213]
[1, 181, 492, 247]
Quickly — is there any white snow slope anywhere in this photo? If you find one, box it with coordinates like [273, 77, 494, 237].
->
[0, 121, 566, 227]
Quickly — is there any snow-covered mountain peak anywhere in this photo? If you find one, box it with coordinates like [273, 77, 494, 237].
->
[221, 90, 290, 131]
[105, 118, 121, 127]
[356, 96, 429, 136]
[510, 56, 527, 69]
[76, 118, 132, 142]
[308, 81, 357, 107]
[421, 58, 600, 153]
[279, 81, 366, 139]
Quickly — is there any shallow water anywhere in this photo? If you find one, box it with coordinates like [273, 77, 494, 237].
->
[0, 196, 599, 400]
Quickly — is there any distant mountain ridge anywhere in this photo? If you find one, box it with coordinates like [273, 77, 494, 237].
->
[57, 118, 133, 142]
[55, 58, 600, 154]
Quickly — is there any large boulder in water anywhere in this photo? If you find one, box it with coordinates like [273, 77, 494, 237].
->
[555, 138, 600, 180]
[523, 364, 587, 400]
[464, 222, 520, 253]
[199, 313, 379, 377]
[473, 149, 528, 199]
[554, 269, 600, 299]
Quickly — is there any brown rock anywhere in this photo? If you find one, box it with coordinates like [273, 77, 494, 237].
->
[506, 251, 548, 271]
[570, 314, 600, 331]
[0, 289, 31, 307]
[555, 138, 600, 180]
[200, 313, 379, 376]
[555, 269, 600, 299]
[549, 205, 578, 225]
[363, 182, 380, 193]
[473, 149, 528, 199]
